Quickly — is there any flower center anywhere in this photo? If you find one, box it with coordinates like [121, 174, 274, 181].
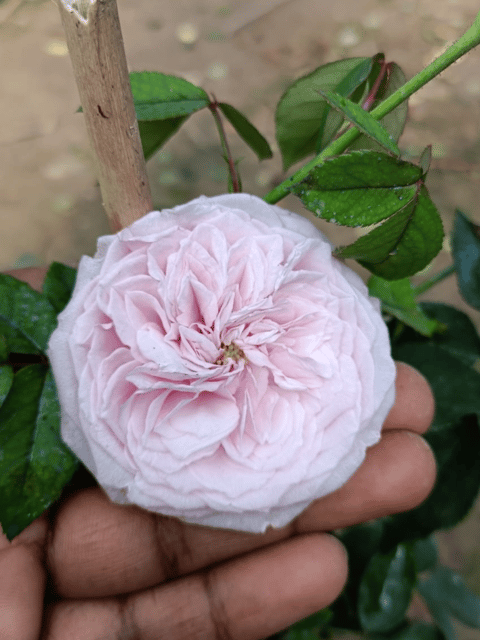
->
[215, 341, 246, 366]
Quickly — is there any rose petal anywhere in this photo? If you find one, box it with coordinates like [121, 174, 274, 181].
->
[47, 193, 396, 533]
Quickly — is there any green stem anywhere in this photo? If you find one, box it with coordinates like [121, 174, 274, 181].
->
[264, 11, 480, 205]
[413, 264, 456, 296]
[209, 98, 241, 193]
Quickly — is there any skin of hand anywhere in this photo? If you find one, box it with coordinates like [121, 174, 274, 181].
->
[0, 268, 437, 640]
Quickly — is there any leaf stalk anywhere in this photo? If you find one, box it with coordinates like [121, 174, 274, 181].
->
[413, 264, 456, 297]
[209, 98, 241, 193]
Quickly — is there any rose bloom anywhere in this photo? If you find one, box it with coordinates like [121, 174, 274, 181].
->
[48, 194, 395, 533]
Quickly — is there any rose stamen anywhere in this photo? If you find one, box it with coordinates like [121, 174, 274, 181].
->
[215, 341, 246, 365]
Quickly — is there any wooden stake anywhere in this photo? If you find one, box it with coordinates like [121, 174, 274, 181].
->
[59, 0, 153, 231]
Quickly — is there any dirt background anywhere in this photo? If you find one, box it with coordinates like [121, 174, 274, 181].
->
[1, 0, 480, 636]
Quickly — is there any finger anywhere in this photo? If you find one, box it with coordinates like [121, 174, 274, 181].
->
[0, 517, 48, 640]
[48, 487, 291, 598]
[294, 429, 436, 532]
[44, 533, 347, 640]
[49, 427, 435, 599]
[383, 362, 435, 434]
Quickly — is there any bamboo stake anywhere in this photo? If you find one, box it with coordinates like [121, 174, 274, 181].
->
[58, 0, 153, 231]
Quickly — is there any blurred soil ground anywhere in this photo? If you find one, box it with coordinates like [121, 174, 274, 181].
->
[1, 1, 480, 637]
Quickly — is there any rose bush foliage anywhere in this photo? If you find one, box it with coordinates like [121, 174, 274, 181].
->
[47, 194, 395, 533]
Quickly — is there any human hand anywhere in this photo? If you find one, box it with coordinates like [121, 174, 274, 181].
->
[0, 268, 436, 640]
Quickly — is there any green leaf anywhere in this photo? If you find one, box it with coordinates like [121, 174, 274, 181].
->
[358, 544, 416, 634]
[284, 609, 333, 639]
[420, 145, 432, 175]
[337, 199, 416, 262]
[0, 334, 7, 361]
[290, 609, 333, 631]
[275, 57, 374, 169]
[130, 71, 210, 121]
[336, 520, 386, 628]
[283, 629, 319, 640]
[318, 90, 400, 155]
[283, 627, 319, 640]
[348, 62, 408, 154]
[42, 262, 77, 314]
[139, 117, 187, 161]
[392, 342, 480, 431]
[0, 366, 78, 540]
[420, 566, 480, 629]
[0, 323, 36, 355]
[452, 210, 480, 310]
[419, 566, 480, 629]
[292, 150, 422, 226]
[316, 55, 379, 151]
[0, 365, 13, 408]
[0, 275, 58, 354]
[416, 302, 480, 368]
[418, 575, 456, 640]
[383, 303, 480, 541]
[390, 302, 480, 367]
[339, 520, 386, 584]
[383, 622, 445, 640]
[292, 152, 443, 278]
[358, 186, 444, 280]
[335, 55, 377, 97]
[368, 276, 441, 336]
[412, 537, 438, 573]
[217, 103, 272, 160]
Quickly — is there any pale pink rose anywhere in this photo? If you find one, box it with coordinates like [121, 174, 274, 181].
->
[47, 194, 396, 533]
